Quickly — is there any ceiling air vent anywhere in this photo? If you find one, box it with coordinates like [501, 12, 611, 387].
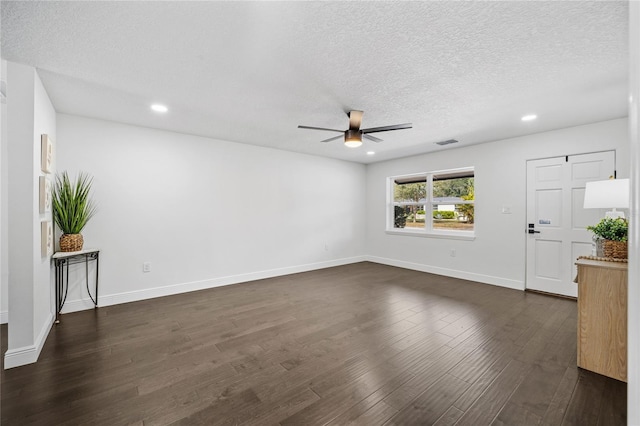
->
[435, 139, 458, 146]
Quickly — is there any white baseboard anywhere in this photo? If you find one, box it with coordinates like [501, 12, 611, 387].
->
[0, 310, 7, 324]
[60, 298, 97, 314]
[365, 256, 524, 291]
[60, 256, 368, 313]
[4, 312, 54, 369]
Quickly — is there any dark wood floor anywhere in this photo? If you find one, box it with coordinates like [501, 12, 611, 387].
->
[1, 262, 626, 425]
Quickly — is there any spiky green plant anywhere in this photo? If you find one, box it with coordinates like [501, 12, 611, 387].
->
[52, 171, 97, 235]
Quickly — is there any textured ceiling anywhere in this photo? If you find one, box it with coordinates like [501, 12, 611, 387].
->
[1, 1, 629, 164]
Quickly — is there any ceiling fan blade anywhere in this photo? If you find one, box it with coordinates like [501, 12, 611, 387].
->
[320, 135, 344, 143]
[363, 134, 383, 143]
[362, 123, 412, 134]
[298, 125, 344, 133]
[348, 110, 363, 130]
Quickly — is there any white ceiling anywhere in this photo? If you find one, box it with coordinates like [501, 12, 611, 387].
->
[1, 1, 629, 164]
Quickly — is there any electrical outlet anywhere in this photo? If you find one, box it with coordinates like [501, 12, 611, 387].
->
[143, 262, 151, 273]
[450, 249, 456, 257]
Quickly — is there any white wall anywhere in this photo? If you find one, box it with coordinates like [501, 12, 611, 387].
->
[365, 119, 629, 289]
[1, 59, 8, 324]
[56, 114, 366, 311]
[4, 62, 56, 368]
[627, 2, 639, 424]
[32, 70, 56, 333]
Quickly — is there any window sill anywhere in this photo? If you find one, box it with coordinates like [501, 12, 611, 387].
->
[385, 228, 476, 241]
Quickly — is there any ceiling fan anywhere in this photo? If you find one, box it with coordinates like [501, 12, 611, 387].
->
[298, 110, 412, 148]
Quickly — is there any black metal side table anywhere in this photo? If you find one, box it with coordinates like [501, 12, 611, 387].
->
[52, 249, 99, 323]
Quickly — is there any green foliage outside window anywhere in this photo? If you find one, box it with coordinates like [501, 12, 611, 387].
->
[457, 188, 475, 224]
[394, 182, 426, 224]
[433, 210, 456, 219]
[433, 178, 473, 198]
[394, 206, 408, 228]
[394, 182, 426, 203]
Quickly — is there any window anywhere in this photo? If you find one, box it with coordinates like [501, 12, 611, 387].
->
[388, 167, 474, 238]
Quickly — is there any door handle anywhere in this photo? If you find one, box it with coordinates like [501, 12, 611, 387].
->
[528, 229, 541, 234]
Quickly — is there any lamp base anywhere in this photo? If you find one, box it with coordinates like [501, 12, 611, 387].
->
[605, 209, 625, 219]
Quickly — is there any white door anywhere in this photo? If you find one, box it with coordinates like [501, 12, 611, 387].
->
[526, 151, 615, 297]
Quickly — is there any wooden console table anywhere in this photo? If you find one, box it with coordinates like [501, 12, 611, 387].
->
[575, 258, 627, 382]
[52, 248, 100, 324]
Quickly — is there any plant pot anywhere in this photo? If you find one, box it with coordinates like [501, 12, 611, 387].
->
[59, 234, 84, 252]
[602, 239, 627, 259]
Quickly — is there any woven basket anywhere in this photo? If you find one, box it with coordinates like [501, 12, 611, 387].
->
[59, 234, 84, 252]
[602, 240, 627, 259]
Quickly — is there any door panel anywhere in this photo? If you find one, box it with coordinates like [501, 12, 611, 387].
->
[572, 188, 602, 229]
[572, 242, 593, 265]
[526, 151, 615, 297]
[535, 240, 562, 279]
[536, 164, 563, 184]
[571, 159, 605, 181]
[536, 189, 562, 228]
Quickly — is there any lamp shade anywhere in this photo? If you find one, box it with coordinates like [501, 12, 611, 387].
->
[583, 178, 629, 209]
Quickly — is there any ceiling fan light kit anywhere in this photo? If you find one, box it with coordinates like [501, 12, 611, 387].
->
[344, 129, 362, 148]
[298, 110, 412, 148]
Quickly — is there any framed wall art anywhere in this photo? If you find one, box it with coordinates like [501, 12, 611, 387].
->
[41, 220, 53, 258]
[41, 134, 54, 173]
[39, 176, 52, 214]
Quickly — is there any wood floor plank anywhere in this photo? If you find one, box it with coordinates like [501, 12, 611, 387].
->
[240, 387, 321, 426]
[433, 406, 465, 426]
[279, 363, 408, 425]
[252, 325, 404, 399]
[384, 373, 470, 425]
[453, 352, 513, 413]
[597, 372, 627, 426]
[541, 365, 580, 426]
[455, 359, 531, 425]
[496, 361, 567, 420]
[383, 344, 476, 410]
[561, 369, 607, 426]
[492, 401, 543, 426]
[170, 388, 261, 426]
[349, 400, 398, 425]
[0, 262, 626, 425]
[143, 365, 285, 425]
[449, 347, 505, 384]
[324, 371, 413, 426]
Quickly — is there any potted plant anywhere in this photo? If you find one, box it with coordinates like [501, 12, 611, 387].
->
[586, 217, 628, 259]
[52, 171, 97, 252]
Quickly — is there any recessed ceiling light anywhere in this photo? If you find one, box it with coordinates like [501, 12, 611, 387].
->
[521, 114, 537, 122]
[366, 151, 375, 155]
[151, 104, 168, 113]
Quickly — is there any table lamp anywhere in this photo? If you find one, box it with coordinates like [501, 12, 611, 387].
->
[583, 178, 629, 219]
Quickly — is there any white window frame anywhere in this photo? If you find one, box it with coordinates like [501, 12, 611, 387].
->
[386, 167, 475, 240]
